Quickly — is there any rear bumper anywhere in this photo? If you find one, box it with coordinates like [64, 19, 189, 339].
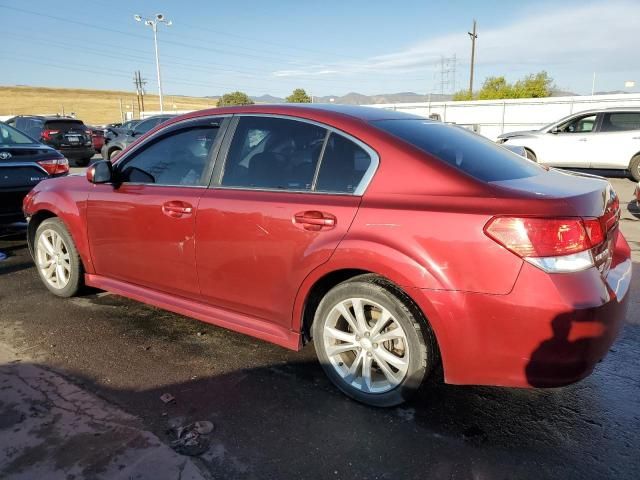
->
[413, 233, 631, 388]
[58, 146, 94, 159]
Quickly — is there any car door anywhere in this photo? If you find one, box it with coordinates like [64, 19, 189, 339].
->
[535, 113, 598, 167]
[86, 117, 227, 298]
[588, 112, 640, 168]
[195, 115, 377, 331]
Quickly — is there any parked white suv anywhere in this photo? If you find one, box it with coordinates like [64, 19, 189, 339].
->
[497, 108, 640, 181]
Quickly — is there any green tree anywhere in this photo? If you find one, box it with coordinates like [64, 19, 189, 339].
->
[477, 76, 514, 100]
[452, 90, 473, 101]
[286, 88, 312, 103]
[452, 71, 554, 101]
[217, 91, 254, 107]
[512, 71, 553, 98]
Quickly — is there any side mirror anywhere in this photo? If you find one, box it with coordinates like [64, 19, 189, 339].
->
[550, 126, 560, 134]
[86, 160, 113, 184]
[128, 129, 138, 137]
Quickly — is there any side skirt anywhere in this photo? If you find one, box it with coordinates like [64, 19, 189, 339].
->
[85, 274, 302, 351]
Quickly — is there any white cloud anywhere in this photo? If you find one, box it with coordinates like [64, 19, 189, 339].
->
[273, 0, 640, 84]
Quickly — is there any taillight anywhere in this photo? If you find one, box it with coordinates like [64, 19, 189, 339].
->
[41, 129, 60, 140]
[484, 216, 606, 273]
[37, 157, 69, 175]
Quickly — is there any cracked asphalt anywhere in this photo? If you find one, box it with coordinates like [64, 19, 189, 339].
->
[0, 174, 639, 480]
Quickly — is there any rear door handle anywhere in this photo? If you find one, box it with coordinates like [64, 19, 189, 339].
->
[162, 200, 194, 218]
[293, 211, 337, 231]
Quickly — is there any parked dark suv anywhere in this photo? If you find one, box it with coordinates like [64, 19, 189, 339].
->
[101, 114, 175, 160]
[6, 116, 95, 166]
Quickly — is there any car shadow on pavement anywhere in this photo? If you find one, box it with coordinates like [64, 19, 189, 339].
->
[2, 346, 635, 480]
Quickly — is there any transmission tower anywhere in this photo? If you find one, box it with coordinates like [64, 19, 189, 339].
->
[439, 54, 457, 95]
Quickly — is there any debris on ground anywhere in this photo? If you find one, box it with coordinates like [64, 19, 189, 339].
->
[169, 421, 214, 456]
[160, 393, 175, 404]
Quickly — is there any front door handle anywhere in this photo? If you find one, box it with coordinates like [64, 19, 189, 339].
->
[162, 200, 194, 218]
[293, 211, 337, 231]
[578, 138, 588, 142]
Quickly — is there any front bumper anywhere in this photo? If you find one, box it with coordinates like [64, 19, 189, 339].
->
[413, 233, 631, 388]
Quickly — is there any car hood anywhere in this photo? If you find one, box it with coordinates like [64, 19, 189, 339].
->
[498, 129, 543, 139]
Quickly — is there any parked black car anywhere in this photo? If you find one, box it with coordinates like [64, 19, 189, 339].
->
[0, 121, 68, 224]
[101, 114, 175, 160]
[6, 115, 94, 166]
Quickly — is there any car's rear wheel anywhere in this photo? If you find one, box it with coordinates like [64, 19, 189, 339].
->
[108, 148, 121, 161]
[312, 275, 436, 407]
[34, 218, 83, 297]
[629, 154, 640, 182]
[524, 148, 537, 162]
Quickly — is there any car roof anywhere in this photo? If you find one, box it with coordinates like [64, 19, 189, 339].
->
[12, 115, 84, 122]
[181, 103, 426, 122]
[571, 107, 640, 116]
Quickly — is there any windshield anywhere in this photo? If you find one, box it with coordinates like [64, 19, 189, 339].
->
[372, 119, 544, 182]
[0, 121, 38, 145]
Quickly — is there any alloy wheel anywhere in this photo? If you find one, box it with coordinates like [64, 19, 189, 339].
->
[36, 229, 71, 290]
[322, 298, 410, 394]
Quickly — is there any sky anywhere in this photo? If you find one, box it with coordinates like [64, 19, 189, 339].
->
[0, 0, 638, 98]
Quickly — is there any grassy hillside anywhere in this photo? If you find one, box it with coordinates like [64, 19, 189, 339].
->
[0, 86, 218, 125]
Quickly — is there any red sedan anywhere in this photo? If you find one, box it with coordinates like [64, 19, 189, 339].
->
[22, 105, 632, 406]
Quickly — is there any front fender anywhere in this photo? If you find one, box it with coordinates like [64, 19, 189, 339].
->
[25, 177, 93, 273]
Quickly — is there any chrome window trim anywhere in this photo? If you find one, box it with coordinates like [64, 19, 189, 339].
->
[112, 115, 231, 188]
[215, 113, 380, 196]
[113, 115, 230, 167]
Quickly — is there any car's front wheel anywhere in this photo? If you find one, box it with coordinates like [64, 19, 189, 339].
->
[312, 275, 437, 407]
[34, 218, 83, 297]
[108, 148, 121, 161]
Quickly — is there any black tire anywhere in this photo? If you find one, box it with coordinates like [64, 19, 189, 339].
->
[312, 274, 437, 407]
[75, 157, 92, 167]
[34, 218, 83, 298]
[629, 154, 640, 182]
[524, 148, 537, 162]
[108, 148, 121, 161]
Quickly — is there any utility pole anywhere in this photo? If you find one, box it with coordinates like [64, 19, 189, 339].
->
[133, 71, 147, 117]
[134, 13, 172, 113]
[468, 19, 477, 96]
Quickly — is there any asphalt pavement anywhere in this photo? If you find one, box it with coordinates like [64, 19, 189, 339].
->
[0, 175, 638, 480]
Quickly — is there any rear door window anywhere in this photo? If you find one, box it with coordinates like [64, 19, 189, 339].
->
[372, 119, 544, 182]
[601, 112, 640, 132]
[221, 116, 327, 191]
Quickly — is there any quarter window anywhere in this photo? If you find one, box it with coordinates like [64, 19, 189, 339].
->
[221, 117, 327, 191]
[315, 133, 372, 193]
[601, 112, 640, 132]
[118, 126, 220, 186]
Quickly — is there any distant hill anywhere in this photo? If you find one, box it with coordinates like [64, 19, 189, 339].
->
[251, 94, 285, 103]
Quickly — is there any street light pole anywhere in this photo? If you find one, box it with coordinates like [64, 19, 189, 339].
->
[134, 13, 172, 113]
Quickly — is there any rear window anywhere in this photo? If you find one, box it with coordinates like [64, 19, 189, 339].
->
[0, 122, 36, 145]
[601, 112, 640, 132]
[44, 120, 85, 131]
[372, 119, 544, 182]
